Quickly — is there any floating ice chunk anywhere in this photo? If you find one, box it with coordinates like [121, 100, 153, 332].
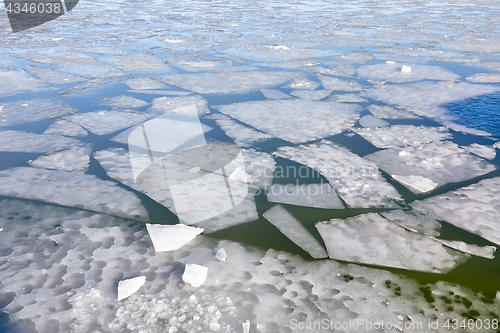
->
[229, 167, 252, 184]
[290, 89, 332, 100]
[117, 276, 146, 301]
[466, 73, 500, 83]
[145, 224, 203, 252]
[495, 142, 500, 150]
[411, 177, 500, 246]
[0, 98, 76, 128]
[225, 46, 334, 62]
[213, 100, 362, 144]
[0, 167, 147, 221]
[241, 149, 276, 190]
[266, 184, 344, 209]
[215, 248, 227, 261]
[263, 205, 328, 259]
[317, 75, 362, 92]
[182, 264, 208, 287]
[67, 110, 155, 135]
[358, 115, 390, 128]
[148, 95, 210, 115]
[213, 114, 273, 147]
[242, 320, 250, 333]
[401, 65, 412, 73]
[43, 119, 88, 137]
[275, 142, 403, 208]
[100, 95, 149, 109]
[329, 94, 367, 103]
[123, 77, 167, 90]
[380, 209, 442, 237]
[24, 66, 86, 85]
[438, 240, 496, 260]
[260, 89, 292, 100]
[29, 146, 92, 172]
[366, 104, 420, 119]
[316, 213, 468, 273]
[461, 143, 496, 160]
[357, 63, 459, 83]
[171, 60, 222, 72]
[392, 175, 439, 194]
[386, 61, 396, 64]
[282, 77, 320, 90]
[128, 89, 193, 96]
[0, 130, 83, 153]
[443, 122, 493, 137]
[162, 71, 299, 95]
[111, 54, 172, 73]
[354, 125, 451, 148]
[0, 70, 47, 97]
[365, 141, 497, 187]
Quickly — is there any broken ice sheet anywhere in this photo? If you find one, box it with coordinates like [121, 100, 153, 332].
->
[123, 76, 167, 90]
[461, 143, 497, 160]
[466, 73, 500, 83]
[260, 89, 292, 100]
[215, 248, 227, 261]
[161, 71, 300, 95]
[411, 177, 500, 246]
[170, 60, 222, 72]
[0, 130, 83, 153]
[365, 140, 497, 187]
[380, 209, 442, 238]
[148, 95, 210, 115]
[24, 66, 86, 85]
[274, 142, 403, 208]
[43, 119, 88, 137]
[329, 94, 367, 103]
[290, 89, 332, 101]
[366, 104, 420, 119]
[0, 70, 47, 97]
[66, 110, 155, 135]
[117, 276, 146, 301]
[145, 224, 203, 252]
[353, 125, 451, 148]
[225, 45, 335, 62]
[0, 98, 77, 128]
[357, 63, 459, 83]
[316, 213, 469, 273]
[392, 175, 439, 194]
[99, 95, 149, 109]
[213, 114, 273, 148]
[29, 145, 92, 172]
[266, 183, 344, 209]
[263, 205, 328, 259]
[282, 77, 320, 90]
[0, 167, 148, 221]
[213, 100, 362, 144]
[111, 54, 172, 73]
[357, 115, 390, 128]
[182, 264, 208, 288]
[317, 75, 362, 92]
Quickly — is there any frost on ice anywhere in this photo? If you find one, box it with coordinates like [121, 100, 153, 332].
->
[263, 205, 328, 259]
[266, 183, 344, 209]
[353, 125, 451, 148]
[316, 213, 469, 273]
[117, 276, 146, 301]
[182, 264, 208, 288]
[146, 224, 203, 252]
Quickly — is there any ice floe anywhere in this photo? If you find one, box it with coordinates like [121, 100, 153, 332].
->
[317, 75, 363, 92]
[29, 145, 92, 172]
[274, 142, 403, 208]
[365, 140, 497, 187]
[438, 240, 496, 260]
[43, 119, 88, 137]
[354, 125, 451, 148]
[0, 130, 83, 153]
[0, 70, 47, 97]
[357, 115, 390, 128]
[117, 276, 146, 301]
[0, 98, 76, 128]
[215, 248, 227, 261]
[214, 100, 362, 144]
[24, 66, 86, 85]
[290, 89, 332, 100]
[330, 93, 367, 103]
[0, 167, 147, 221]
[263, 205, 328, 259]
[182, 264, 208, 288]
[148, 95, 210, 115]
[392, 174, 439, 194]
[411, 177, 500, 246]
[260, 89, 292, 99]
[213, 114, 273, 147]
[266, 183, 344, 209]
[282, 77, 320, 90]
[461, 143, 497, 160]
[162, 71, 299, 95]
[316, 213, 469, 273]
[146, 224, 203, 252]
[366, 104, 420, 119]
[66, 110, 155, 135]
[99, 95, 149, 109]
[123, 76, 167, 90]
[466, 73, 500, 83]
[380, 209, 442, 237]
[111, 54, 172, 73]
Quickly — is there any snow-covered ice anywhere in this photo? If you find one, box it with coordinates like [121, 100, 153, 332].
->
[215, 248, 227, 261]
[366, 104, 420, 119]
[282, 77, 320, 90]
[0, 98, 76, 128]
[317, 75, 362, 92]
[146, 224, 204, 252]
[380, 209, 442, 237]
[466, 73, 500, 83]
[182, 264, 208, 288]
[461, 143, 497, 160]
[29, 145, 92, 172]
[0, 130, 83, 153]
[123, 76, 167, 90]
[354, 125, 451, 148]
[117, 276, 146, 301]
[266, 183, 344, 209]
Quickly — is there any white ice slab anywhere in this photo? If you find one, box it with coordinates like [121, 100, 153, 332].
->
[0, 98, 76, 128]
[214, 100, 362, 144]
[215, 248, 227, 261]
[148, 95, 210, 115]
[366, 105, 420, 119]
[411, 177, 500, 246]
[162, 71, 299, 95]
[182, 264, 208, 288]
[24, 66, 86, 85]
[117, 276, 146, 301]
[365, 141, 497, 186]
[123, 77, 167, 90]
[213, 114, 273, 148]
[263, 205, 328, 259]
[461, 143, 497, 160]
[275, 142, 403, 208]
[111, 54, 172, 73]
[43, 120, 88, 137]
[330, 94, 367, 103]
[357, 63, 459, 83]
[266, 183, 344, 209]
[317, 75, 362, 92]
[145, 224, 203, 252]
[316, 213, 469, 273]
[0, 70, 47, 97]
[380, 209, 442, 237]
[0, 130, 83, 153]
[282, 77, 320, 90]
[0, 167, 148, 221]
[354, 125, 451, 148]
[358, 115, 390, 128]
[66, 110, 155, 135]
[290, 89, 332, 100]
[466, 73, 500, 83]
[100, 95, 149, 109]
[438, 240, 496, 260]
[29, 146, 92, 172]
[260, 89, 292, 99]
[392, 174, 439, 194]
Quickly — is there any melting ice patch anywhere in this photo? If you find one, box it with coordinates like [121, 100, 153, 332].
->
[357, 63, 459, 83]
[460, 143, 497, 160]
[353, 125, 451, 148]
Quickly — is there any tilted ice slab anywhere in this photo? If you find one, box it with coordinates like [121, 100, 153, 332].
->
[438, 240, 496, 260]
[466, 73, 500, 83]
[260, 89, 292, 99]
[380, 209, 442, 237]
[365, 141, 497, 187]
[123, 76, 167, 90]
[29, 145, 92, 172]
[43, 119, 88, 137]
[366, 104, 421, 119]
[461, 143, 497, 160]
[282, 77, 320, 90]
[392, 174, 439, 194]
[357, 115, 390, 128]
[0, 167, 147, 221]
[182, 264, 208, 288]
[66, 110, 155, 135]
[275, 142, 403, 208]
[357, 63, 459, 83]
[411, 177, 500, 246]
[317, 75, 362, 92]
[24, 66, 86, 85]
[263, 205, 328, 259]
[0, 98, 76, 128]
[117, 276, 146, 301]
[266, 183, 344, 209]
[146, 224, 203, 252]
[100, 95, 149, 109]
[353, 125, 451, 148]
[0, 130, 83, 153]
[316, 213, 469, 273]
[111, 54, 172, 73]
[290, 89, 332, 100]
[162, 71, 299, 95]
[214, 100, 362, 144]
[213, 114, 273, 148]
